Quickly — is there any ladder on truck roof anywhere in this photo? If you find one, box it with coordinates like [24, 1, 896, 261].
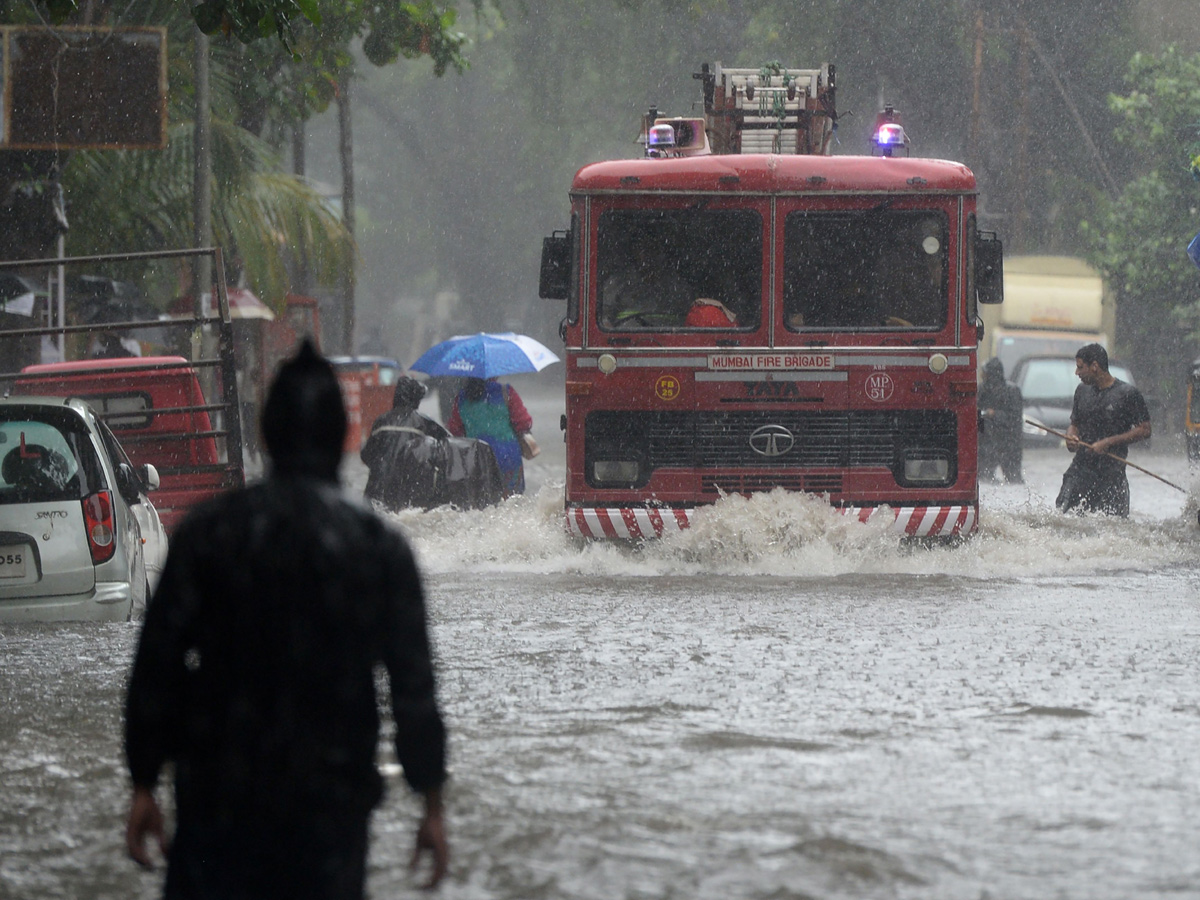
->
[697, 61, 837, 156]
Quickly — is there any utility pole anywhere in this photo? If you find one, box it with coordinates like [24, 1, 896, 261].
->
[291, 116, 310, 295]
[192, 26, 212, 317]
[337, 70, 356, 355]
[967, 9, 984, 170]
[1015, 23, 1032, 252]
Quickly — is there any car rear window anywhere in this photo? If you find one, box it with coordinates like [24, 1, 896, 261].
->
[1018, 359, 1133, 401]
[0, 408, 103, 503]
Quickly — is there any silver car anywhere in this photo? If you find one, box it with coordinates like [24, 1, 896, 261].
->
[0, 397, 168, 622]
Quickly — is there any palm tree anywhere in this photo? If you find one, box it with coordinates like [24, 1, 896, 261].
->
[61, 116, 352, 309]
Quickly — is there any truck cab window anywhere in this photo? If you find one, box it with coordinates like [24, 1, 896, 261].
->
[784, 211, 948, 331]
[597, 209, 761, 331]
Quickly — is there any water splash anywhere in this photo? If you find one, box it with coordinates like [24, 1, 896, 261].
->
[377, 481, 1196, 580]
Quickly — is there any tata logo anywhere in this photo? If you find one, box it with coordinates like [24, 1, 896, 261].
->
[745, 381, 803, 399]
[749, 424, 795, 457]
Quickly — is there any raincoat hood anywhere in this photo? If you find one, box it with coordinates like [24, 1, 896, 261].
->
[392, 376, 427, 411]
[261, 339, 346, 481]
[983, 358, 1005, 381]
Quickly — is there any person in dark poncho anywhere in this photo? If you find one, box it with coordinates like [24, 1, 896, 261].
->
[361, 375, 450, 510]
[362, 375, 504, 511]
[977, 357, 1024, 483]
[123, 340, 450, 896]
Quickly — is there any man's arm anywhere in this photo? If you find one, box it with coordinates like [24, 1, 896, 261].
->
[446, 401, 465, 437]
[1091, 419, 1151, 455]
[123, 521, 204, 868]
[505, 386, 533, 435]
[379, 533, 449, 887]
[125, 785, 167, 868]
[1065, 385, 1085, 451]
[1064, 422, 1082, 452]
[410, 785, 448, 888]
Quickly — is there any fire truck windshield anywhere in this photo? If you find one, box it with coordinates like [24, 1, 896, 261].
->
[783, 210, 948, 331]
[597, 209, 761, 331]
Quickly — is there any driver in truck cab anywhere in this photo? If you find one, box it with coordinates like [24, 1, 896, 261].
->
[600, 239, 693, 328]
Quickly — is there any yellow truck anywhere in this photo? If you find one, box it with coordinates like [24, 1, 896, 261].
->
[979, 255, 1115, 376]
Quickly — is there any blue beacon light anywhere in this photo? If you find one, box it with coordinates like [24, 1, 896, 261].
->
[876, 123, 904, 145]
[870, 106, 909, 157]
[646, 123, 677, 158]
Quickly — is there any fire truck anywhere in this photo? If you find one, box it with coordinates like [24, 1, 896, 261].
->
[539, 62, 1004, 540]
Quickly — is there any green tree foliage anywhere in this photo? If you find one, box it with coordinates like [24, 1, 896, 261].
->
[62, 120, 351, 303]
[31, 0, 469, 67]
[1084, 46, 1200, 406]
[216, 0, 470, 142]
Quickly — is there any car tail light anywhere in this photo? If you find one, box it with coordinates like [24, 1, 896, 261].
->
[82, 491, 115, 563]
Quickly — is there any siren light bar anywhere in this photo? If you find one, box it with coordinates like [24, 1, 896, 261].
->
[641, 112, 711, 158]
[870, 105, 909, 157]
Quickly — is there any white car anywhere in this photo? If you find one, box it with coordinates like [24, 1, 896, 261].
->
[0, 397, 168, 622]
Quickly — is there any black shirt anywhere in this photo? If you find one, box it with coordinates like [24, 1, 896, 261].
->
[124, 476, 447, 823]
[1070, 378, 1150, 460]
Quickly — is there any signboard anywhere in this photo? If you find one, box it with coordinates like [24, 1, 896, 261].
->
[708, 352, 835, 371]
[2, 26, 166, 150]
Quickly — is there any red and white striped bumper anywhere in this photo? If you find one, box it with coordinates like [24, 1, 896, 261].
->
[565, 504, 977, 540]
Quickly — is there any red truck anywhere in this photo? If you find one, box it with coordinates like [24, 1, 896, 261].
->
[539, 62, 1004, 540]
[0, 248, 245, 534]
[14, 355, 240, 533]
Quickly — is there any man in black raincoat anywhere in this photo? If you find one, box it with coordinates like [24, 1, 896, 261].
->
[124, 340, 449, 897]
[362, 375, 451, 510]
[361, 375, 504, 512]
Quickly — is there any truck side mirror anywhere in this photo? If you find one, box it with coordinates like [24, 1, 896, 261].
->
[975, 232, 1004, 305]
[539, 231, 571, 300]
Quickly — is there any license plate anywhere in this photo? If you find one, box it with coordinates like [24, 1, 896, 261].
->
[0, 547, 27, 578]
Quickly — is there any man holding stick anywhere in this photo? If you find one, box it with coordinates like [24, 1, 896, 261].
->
[1055, 343, 1151, 517]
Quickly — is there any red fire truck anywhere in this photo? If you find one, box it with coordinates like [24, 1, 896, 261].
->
[539, 62, 1004, 540]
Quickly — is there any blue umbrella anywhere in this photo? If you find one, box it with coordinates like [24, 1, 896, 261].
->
[409, 332, 560, 378]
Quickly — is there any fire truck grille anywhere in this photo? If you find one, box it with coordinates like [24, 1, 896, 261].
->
[586, 410, 957, 471]
[700, 473, 844, 496]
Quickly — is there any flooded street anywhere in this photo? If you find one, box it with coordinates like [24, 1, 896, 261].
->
[3, 378, 1200, 899]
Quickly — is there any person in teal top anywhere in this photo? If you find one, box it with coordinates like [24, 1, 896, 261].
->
[447, 377, 534, 495]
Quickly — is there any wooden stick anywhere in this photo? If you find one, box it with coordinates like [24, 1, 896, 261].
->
[1023, 419, 1189, 494]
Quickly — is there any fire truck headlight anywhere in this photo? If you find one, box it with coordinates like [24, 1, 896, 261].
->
[901, 451, 951, 484]
[598, 353, 618, 374]
[928, 353, 948, 374]
[593, 460, 640, 483]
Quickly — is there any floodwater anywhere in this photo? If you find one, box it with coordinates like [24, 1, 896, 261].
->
[3, 376, 1200, 900]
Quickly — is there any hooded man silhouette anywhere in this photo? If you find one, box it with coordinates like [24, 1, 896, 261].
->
[978, 357, 1024, 483]
[124, 339, 451, 896]
[260, 338, 348, 480]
